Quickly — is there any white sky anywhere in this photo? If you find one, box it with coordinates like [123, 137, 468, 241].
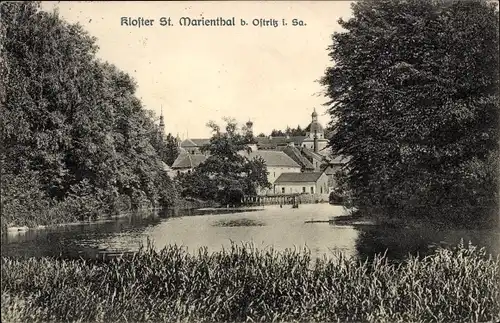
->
[40, 1, 354, 138]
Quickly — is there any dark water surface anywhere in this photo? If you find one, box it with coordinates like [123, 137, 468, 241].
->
[2, 204, 499, 262]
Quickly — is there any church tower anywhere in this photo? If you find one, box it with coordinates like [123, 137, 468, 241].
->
[245, 119, 258, 152]
[246, 119, 254, 136]
[159, 107, 165, 136]
[303, 108, 328, 154]
[311, 108, 318, 123]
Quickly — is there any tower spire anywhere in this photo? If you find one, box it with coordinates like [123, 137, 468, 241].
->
[311, 108, 318, 122]
[159, 104, 165, 137]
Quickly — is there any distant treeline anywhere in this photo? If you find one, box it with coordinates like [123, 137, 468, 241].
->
[0, 2, 178, 229]
[256, 125, 312, 138]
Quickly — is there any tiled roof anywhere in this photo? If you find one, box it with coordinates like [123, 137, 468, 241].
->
[330, 155, 351, 164]
[304, 121, 324, 134]
[274, 172, 324, 184]
[180, 138, 210, 148]
[277, 146, 315, 170]
[160, 161, 171, 171]
[301, 147, 324, 161]
[245, 150, 301, 168]
[255, 136, 306, 147]
[171, 152, 207, 169]
[191, 138, 211, 146]
[324, 165, 340, 175]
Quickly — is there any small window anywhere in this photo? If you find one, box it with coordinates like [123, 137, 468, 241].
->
[310, 187, 314, 194]
[281, 187, 285, 194]
[302, 187, 306, 193]
[320, 187, 323, 194]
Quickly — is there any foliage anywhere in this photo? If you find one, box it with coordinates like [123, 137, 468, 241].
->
[0, 2, 177, 229]
[150, 131, 180, 166]
[1, 242, 499, 322]
[270, 125, 307, 137]
[164, 133, 181, 166]
[178, 118, 270, 203]
[320, 0, 499, 224]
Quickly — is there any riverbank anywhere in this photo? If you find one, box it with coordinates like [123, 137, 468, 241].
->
[1, 242, 498, 322]
[2, 197, 217, 236]
[331, 207, 500, 230]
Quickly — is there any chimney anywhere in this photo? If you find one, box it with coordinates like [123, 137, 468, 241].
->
[313, 130, 318, 153]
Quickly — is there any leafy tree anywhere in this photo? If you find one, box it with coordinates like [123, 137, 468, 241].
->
[179, 118, 270, 204]
[1, 2, 178, 228]
[270, 129, 286, 137]
[320, 0, 499, 224]
[148, 128, 180, 167]
[270, 126, 306, 137]
[164, 133, 180, 166]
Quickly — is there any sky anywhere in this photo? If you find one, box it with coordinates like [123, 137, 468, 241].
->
[40, 1, 354, 139]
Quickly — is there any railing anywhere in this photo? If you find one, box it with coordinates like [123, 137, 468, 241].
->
[243, 193, 329, 206]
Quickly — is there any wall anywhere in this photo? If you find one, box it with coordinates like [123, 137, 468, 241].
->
[257, 166, 301, 196]
[297, 193, 330, 204]
[274, 182, 317, 195]
[315, 172, 329, 194]
[301, 140, 328, 152]
[267, 166, 301, 184]
[273, 173, 329, 194]
[273, 173, 329, 195]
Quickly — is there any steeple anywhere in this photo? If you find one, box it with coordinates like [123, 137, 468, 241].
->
[246, 119, 253, 130]
[245, 119, 254, 136]
[176, 133, 181, 148]
[159, 105, 165, 135]
[311, 108, 318, 122]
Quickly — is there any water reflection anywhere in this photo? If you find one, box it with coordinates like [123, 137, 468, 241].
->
[2, 204, 499, 262]
[354, 225, 500, 262]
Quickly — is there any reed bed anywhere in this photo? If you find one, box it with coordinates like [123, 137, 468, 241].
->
[1, 242, 499, 323]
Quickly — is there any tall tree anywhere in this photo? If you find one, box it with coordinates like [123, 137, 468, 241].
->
[164, 133, 180, 166]
[270, 126, 306, 137]
[1, 2, 177, 227]
[320, 0, 499, 224]
[179, 118, 270, 204]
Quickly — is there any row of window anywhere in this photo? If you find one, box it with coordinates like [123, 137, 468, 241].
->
[280, 187, 316, 194]
[279, 185, 328, 194]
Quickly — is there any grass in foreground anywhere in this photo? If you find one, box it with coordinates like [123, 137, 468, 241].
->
[1, 242, 499, 323]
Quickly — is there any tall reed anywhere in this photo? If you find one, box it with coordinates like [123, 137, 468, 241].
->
[2, 241, 499, 322]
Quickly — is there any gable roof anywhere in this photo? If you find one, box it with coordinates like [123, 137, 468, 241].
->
[274, 172, 325, 184]
[330, 155, 351, 164]
[245, 150, 301, 168]
[301, 147, 324, 161]
[180, 138, 210, 148]
[160, 161, 171, 171]
[171, 153, 207, 169]
[255, 136, 306, 148]
[277, 146, 315, 170]
[324, 165, 339, 175]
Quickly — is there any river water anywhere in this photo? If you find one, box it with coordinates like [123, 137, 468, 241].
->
[2, 204, 499, 262]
